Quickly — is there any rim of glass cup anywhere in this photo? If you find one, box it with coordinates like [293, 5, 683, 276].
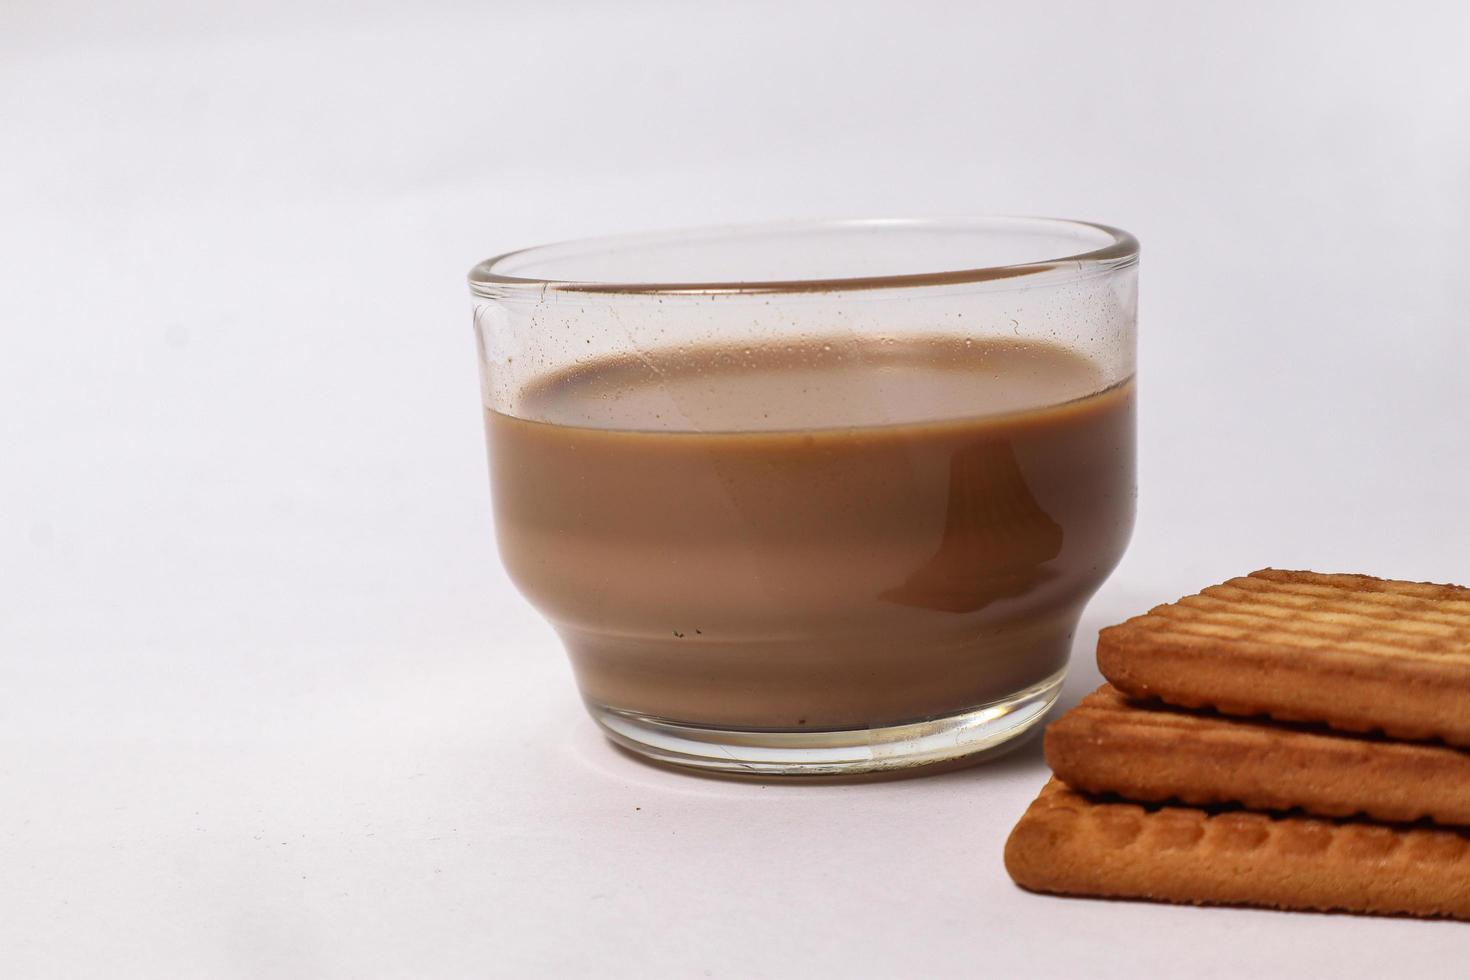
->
[467, 216, 1139, 297]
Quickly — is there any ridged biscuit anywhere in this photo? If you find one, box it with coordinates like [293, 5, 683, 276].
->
[1004, 778, 1470, 920]
[1046, 685, 1470, 825]
[1098, 569, 1470, 744]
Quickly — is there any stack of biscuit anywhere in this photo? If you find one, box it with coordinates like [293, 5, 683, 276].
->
[1005, 568, 1470, 920]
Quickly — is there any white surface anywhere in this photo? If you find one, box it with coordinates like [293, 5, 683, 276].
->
[5, 1, 1470, 976]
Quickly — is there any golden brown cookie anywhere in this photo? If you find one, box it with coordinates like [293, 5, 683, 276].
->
[1046, 685, 1470, 825]
[1004, 778, 1470, 920]
[1097, 569, 1470, 744]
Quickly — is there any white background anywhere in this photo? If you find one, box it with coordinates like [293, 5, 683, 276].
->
[5, 1, 1470, 976]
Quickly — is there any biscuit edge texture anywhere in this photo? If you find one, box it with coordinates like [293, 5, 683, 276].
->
[1004, 778, 1470, 920]
[1095, 568, 1470, 744]
[1043, 685, 1470, 825]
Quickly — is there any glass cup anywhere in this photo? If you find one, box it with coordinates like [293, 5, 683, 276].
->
[468, 217, 1138, 777]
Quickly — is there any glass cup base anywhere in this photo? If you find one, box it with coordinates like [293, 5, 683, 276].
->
[587, 668, 1065, 778]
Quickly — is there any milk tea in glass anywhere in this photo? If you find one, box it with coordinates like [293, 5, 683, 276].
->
[469, 218, 1138, 776]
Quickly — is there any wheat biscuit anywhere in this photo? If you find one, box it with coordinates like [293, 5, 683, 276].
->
[1004, 778, 1470, 919]
[1046, 685, 1470, 825]
[1097, 569, 1470, 744]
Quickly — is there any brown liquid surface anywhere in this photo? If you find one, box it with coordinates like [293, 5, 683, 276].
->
[488, 336, 1135, 730]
